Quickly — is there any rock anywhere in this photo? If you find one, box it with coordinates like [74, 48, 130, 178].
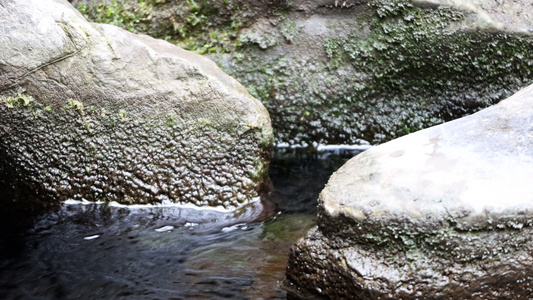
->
[0, 0, 273, 209]
[414, 0, 533, 33]
[75, 0, 533, 145]
[210, 0, 533, 145]
[284, 84, 533, 299]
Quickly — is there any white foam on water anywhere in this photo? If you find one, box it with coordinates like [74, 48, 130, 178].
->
[154, 225, 174, 232]
[221, 223, 248, 233]
[63, 199, 105, 205]
[107, 200, 234, 212]
[276, 142, 372, 150]
[61, 197, 262, 213]
[83, 235, 100, 240]
[316, 144, 373, 151]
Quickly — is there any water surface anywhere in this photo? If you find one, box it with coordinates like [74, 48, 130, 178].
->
[0, 146, 366, 299]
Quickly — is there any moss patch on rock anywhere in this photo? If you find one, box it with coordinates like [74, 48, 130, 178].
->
[320, 0, 533, 141]
[76, 0, 533, 145]
[77, 0, 153, 33]
[75, 0, 286, 54]
[211, 0, 533, 145]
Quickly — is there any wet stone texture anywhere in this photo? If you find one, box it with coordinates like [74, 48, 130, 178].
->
[0, 103, 269, 208]
[0, 0, 272, 208]
[284, 85, 533, 299]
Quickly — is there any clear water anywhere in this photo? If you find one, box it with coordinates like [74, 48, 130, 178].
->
[0, 147, 365, 300]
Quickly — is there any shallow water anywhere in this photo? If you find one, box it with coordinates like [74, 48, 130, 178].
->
[0, 146, 365, 300]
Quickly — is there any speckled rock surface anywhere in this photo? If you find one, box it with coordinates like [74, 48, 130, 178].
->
[0, 0, 272, 209]
[284, 84, 533, 299]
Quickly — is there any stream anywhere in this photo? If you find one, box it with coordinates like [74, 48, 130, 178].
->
[0, 146, 367, 300]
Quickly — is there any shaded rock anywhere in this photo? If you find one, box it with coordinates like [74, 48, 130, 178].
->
[0, 0, 272, 209]
[284, 84, 533, 299]
[75, 0, 533, 145]
[210, 0, 533, 145]
[415, 0, 533, 33]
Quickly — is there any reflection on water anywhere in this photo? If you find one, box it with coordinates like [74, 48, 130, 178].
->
[0, 146, 366, 299]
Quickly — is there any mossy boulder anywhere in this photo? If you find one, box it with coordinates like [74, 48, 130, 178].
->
[284, 84, 533, 299]
[73, 0, 533, 145]
[0, 0, 272, 209]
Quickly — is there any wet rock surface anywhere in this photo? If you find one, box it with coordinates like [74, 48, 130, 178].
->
[0, 0, 272, 208]
[284, 85, 533, 299]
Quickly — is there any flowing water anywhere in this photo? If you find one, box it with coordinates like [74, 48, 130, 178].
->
[0, 146, 367, 300]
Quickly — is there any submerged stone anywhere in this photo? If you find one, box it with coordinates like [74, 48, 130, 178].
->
[0, 0, 272, 209]
[284, 84, 533, 299]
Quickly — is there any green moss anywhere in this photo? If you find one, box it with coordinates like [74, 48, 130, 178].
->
[77, 0, 252, 54]
[77, 0, 153, 33]
[314, 0, 533, 142]
[18, 93, 34, 106]
[327, 0, 533, 99]
[248, 156, 266, 180]
[197, 117, 211, 125]
[1, 93, 34, 108]
[165, 113, 177, 127]
[84, 122, 94, 134]
[280, 21, 300, 42]
[117, 109, 128, 120]
[67, 99, 85, 115]
[238, 31, 279, 50]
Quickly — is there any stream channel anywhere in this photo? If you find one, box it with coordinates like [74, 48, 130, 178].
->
[0, 146, 368, 299]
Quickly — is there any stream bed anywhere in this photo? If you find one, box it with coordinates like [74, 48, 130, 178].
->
[0, 146, 367, 299]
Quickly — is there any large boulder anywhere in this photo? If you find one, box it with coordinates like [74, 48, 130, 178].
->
[0, 0, 272, 209]
[284, 84, 533, 299]
[73, 0, 533, 145]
